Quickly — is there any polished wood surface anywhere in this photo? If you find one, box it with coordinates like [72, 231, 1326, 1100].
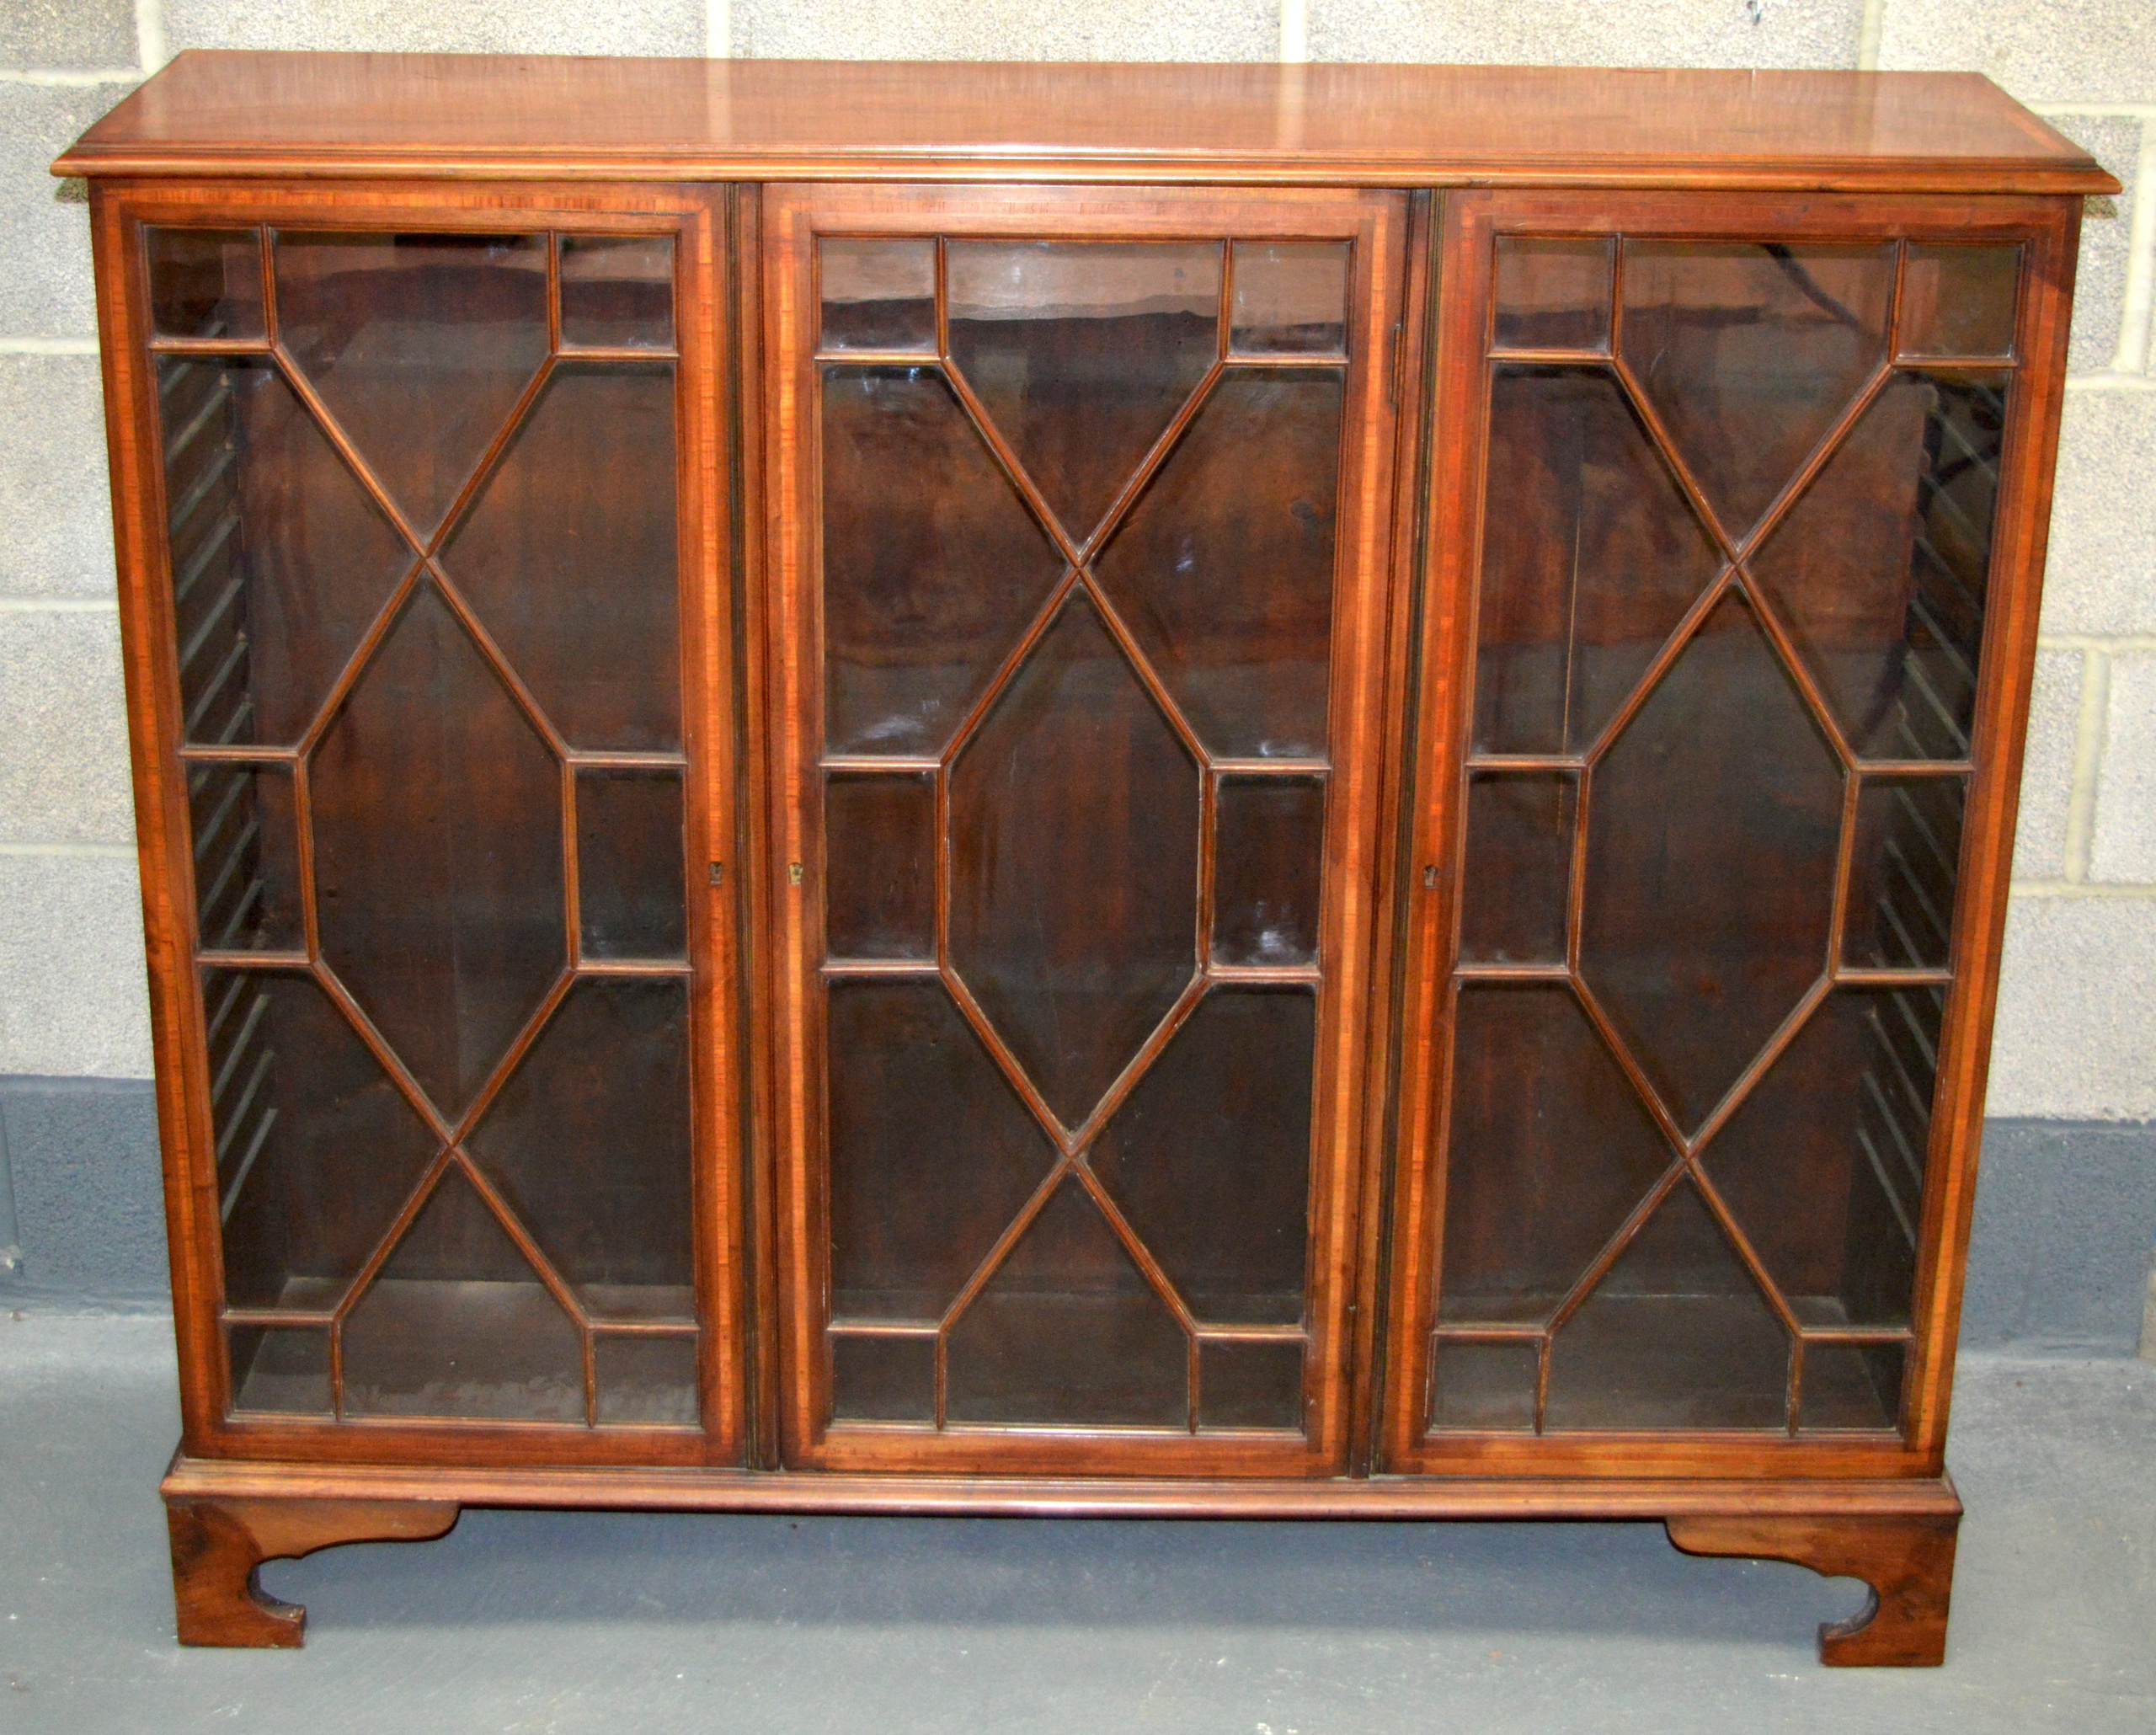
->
[1667, 1509, 1959, 1665]
[166, 1492, 458, 1646]
[64, 52, 2091, 1662]
[56, 54, 2116, 195]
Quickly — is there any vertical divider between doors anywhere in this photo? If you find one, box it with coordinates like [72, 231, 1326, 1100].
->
[1348, 188, 1441, 1478]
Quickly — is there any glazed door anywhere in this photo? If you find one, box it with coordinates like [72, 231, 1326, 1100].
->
[1384, 190, 2076, 1476]
[104, 184, 743, 1465]
[762, 185, 1410, 1475]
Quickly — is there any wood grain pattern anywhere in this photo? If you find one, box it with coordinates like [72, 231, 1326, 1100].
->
[166, 1492, 458, 1647]
[1667, 1509, 1959, 1665]
[55, 55, 2116, 195]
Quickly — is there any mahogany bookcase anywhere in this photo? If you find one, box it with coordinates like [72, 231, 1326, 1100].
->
[55, 52, 2115, 1663]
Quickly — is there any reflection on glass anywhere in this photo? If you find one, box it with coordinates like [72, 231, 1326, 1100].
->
[147, 227, 264, 341]
[203, 968, 439, 1315]
[1579, 593, 1842, 1134]
[157, 356, 414, 748]
[825, 772, 935, 960]
[1844, 776, 1965, 969]
[948, 596, 1200, 1129]
[312, 583, 566, 1121]
[1472, 366, 1721, 755]
[1230, 241, 1348, 355]
[948, 239, 1219, 540]
[1620, 241, 1894, 540]
[467, 979, 695, 1320]
[821, 364, 1065, 757]
[594, 1333, 698, 1426]
[187, 764, 303, 953]
[1544, 1182, 1790, 1431]
[228, 1326, 333, 1415]
[819, 237, 936, 353]
[1749, 371, 2004, 761]
[1701, 987, 1937, 1332]
[577, 770, 687, 961]
[1198, 1338, 1304, 1429]
[1899, 243, 2019, 360]
[1095, 367, 1342, 758]
[1088, 988, 1315, 1327]
[1428, 1338, 1537, 1431]
[1460, 773, 1572, 965]
[944, 1177, 1187, 1427]
[1800, 1341, 1903, 1432]
[445, 360, 682, 752]
[1439, 986, 1672, 1327]
[830, 1330, 937, 1422]
[1492, 236, 1612, 353]
[342, 1165, 585, 1421]
[1212, 777, 1324, 966]
[825, 980, 1058, 1321]
[559, 233, 675, 351]
[276, 231, 548, 539]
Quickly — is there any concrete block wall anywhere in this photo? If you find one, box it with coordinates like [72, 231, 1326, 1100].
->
[1, 3, 2150, 1349]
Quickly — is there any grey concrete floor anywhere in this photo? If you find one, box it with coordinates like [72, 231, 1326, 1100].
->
[0, 1312, 2148, 1734]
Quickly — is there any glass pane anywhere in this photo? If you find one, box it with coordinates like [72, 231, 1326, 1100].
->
[1198, 1337, 1304, 1430]
[1620, 241, 1894, 542]
[819, 238, 936, 354]
[186, 764, 303, 953]
[1094, 367, 1342, 758]
[156, 356, 414, 747]
[227, 1326, 331, 1416]
[825, 772, 935, 961]
[948, 595, 1200, 1129]
[1748, 371, 2005, 761]
[1492, 236, 1612, 353]
[576, 770, 686, 962]
[1473, 366, 1721, 755]
[1088, 987, 1315, 1327]
[1230, 241, 1348, 356]
[466, 978, 694, 1321]
[275, 232, 549, 540]
[444, 360, 681, 752]
[342, 1165, 585, 1422]
[147, 227, 264, 341]
[1428, 1338, 1538, 1431]
[821, 364, 1065, 756]
[826, 980, 1058, 1321]
[1545, 1180, 1790, 1431]
[202, 968, 439, 1314]
[312, 582, 566, 1121]
[1899, 244, 2020, 360]
[1700, 987, 1938, 1332]
[559, 233, 675, 351]
[594, 1333, 698, 1425]
[945, 1176, 1188, 1428]
[830, 1331, 937, 1423]
[947, 240, 1220, 542]
[1844, 776, 1965, 970]
[1460, 772, 1572, 966]
[1801, 1341, 1904, 1432]
[1212, 777, 1323, 967]
[1579, 593, 1843, 1134]
[1438, 986, 1672, 1327]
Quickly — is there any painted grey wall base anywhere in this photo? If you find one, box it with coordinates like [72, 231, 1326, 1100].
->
[0, 1076, 164, 1302]
[3, 1075, 2152, 1353]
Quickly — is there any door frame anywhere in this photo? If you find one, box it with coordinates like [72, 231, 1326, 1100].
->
[1380, 187, 2080, 1478]
[93, 177, 746, 1468]
[755, 181, 1413, 1476]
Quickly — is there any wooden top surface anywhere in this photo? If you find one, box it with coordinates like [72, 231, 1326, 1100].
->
[55, 51, 2116, 194]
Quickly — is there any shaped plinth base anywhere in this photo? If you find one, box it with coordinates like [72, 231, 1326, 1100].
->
[166, 1494, 461, 1647]
[1666, 1509, 1960, 1666]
